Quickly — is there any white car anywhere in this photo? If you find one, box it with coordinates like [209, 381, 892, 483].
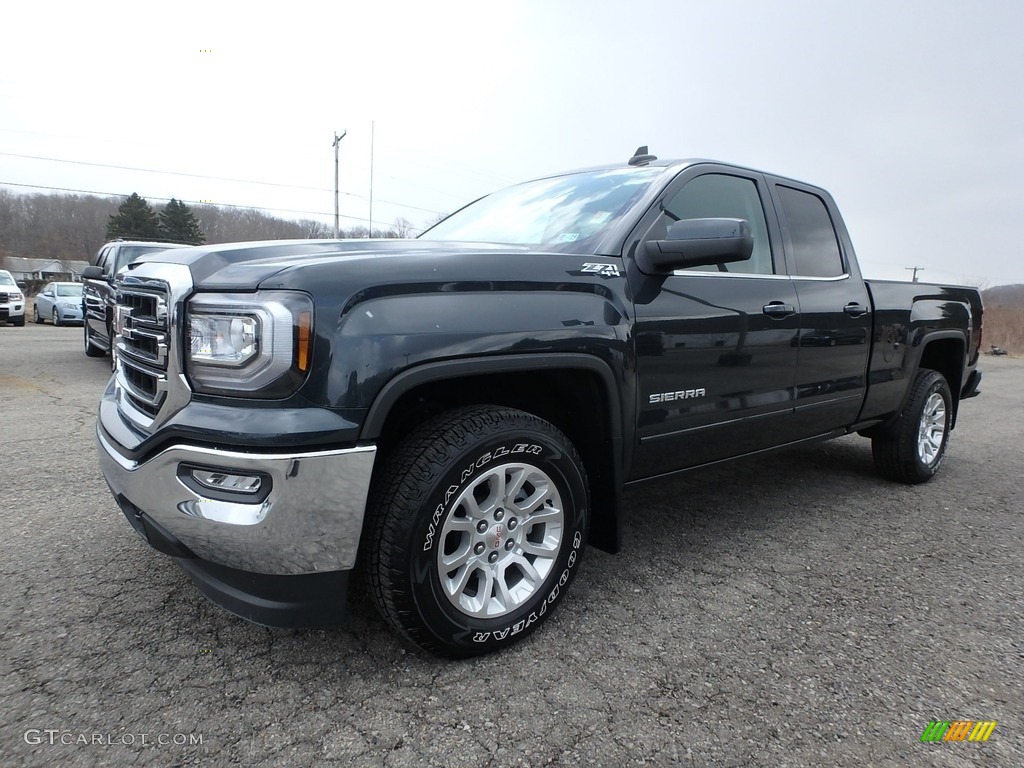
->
[0, 269, 26, 327]
[34, 281, 84, 326]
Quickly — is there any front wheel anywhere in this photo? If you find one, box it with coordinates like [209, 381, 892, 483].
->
[83, 322, 105, 357]
[366, 406, 590, 657]
[52, 308, 62, 327]
[872, 368, 952, 484]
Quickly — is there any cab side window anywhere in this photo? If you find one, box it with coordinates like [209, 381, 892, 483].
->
[653, 174, 774, 275]
[776, 185, 844, 277]
[96, 247, 113, 275]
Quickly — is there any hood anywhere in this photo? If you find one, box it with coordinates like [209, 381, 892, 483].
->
[130, 239, 536, 291]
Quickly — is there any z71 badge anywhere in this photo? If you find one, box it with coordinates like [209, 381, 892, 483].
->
[580, 262, 621, 277]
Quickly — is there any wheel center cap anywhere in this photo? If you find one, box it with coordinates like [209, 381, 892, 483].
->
[491, 524, 504, 550]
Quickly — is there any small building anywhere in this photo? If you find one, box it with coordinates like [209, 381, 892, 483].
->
[2, 257, 90, 282]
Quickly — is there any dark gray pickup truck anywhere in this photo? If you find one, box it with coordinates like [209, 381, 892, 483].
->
[94, 149, 982, 656]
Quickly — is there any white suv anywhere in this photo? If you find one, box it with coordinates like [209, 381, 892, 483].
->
[0, 269, 26, 327]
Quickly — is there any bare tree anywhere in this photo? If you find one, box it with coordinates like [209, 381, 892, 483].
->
[299, 219, 334, 239]
[391, 217, 415, 238]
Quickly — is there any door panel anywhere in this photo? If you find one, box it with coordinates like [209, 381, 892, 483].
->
[83, 246, 113, 347]
[770, 182, 872, 435]
[631, 273, 802, 479]
[791, 277, 871, 433]
[627, 168, 802, 480]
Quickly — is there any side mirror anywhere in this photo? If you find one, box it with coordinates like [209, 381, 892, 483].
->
[637, 218, 753, 275]
[82, 265, 105, 280]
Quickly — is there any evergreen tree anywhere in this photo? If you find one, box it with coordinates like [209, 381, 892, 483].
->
[106, 193, 161, 240]
[159, 198, 206, 244]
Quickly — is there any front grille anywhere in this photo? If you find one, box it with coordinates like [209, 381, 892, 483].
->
[115, 284, 170, 418]
[111, 263, 193, 431]
[0, 292, 9, 303]
[117, 287, 168, 366]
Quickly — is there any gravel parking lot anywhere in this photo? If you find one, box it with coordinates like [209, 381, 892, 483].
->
[1, 322, 1021, 767]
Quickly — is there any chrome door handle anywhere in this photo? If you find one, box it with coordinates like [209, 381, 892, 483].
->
[763, 302, 796, 318]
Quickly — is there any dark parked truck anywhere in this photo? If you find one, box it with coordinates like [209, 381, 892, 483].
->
[95, 150, 983, 657]
[82, 240, 189, 359]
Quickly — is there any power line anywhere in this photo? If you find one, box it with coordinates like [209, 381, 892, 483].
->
[398, 156, 520, 186]
[0, 150, 446, 216]
[381, 173, 475, 201]
[859, 258, 993, 286]
[0, 150, 328, 193]
[0, 126, 151, 147]
[0, 180, 425, 232]
[0, 123, 523, 189]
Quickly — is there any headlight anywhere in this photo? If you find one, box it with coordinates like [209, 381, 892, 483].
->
[186, 291, 313, 397]
[60, 302, 79, 310]
[190, 314, 259, 365]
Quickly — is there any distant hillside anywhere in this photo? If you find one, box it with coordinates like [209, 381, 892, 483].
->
[0, 188, 406, 266]
[982, 284, 1023, 355]
[982, 283, 1024, 306]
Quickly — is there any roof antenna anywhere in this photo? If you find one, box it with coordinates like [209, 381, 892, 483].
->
[628, 145, 657, 166]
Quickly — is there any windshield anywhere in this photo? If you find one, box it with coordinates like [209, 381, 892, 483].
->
[420, 167, 665, 253]
[56, 284, 83, 297]
[0, 273, 16, 286]
[114, 245, 174, 274]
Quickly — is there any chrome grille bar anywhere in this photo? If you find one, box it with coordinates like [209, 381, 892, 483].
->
[112, 263, 194, 432]
[116, 326, 168, 366]
[117, 358, 166, 407]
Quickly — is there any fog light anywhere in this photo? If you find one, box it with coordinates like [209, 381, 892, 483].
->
[191, 469, 262, 494]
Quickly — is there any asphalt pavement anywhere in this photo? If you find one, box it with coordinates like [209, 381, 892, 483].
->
[1, 322, 1020, 767]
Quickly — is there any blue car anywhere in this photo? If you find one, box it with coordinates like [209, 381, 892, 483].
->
[34, 282, 84, 326]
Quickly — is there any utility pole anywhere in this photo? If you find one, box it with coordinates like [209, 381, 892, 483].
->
[332, 130, 347, 238]
[368, 120, 375, 238]
[906, 266, 924, 283]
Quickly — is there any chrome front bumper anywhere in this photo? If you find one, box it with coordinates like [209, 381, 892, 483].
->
[97, 428, 376, 575]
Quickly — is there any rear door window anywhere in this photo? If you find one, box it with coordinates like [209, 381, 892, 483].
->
[776, 186, 844, 277]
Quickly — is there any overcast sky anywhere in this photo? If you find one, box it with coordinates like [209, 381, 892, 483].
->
[2, 0, 1021, 286]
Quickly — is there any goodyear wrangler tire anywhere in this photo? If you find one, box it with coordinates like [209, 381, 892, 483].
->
[366, 406, 589, 657]
[872, 368, 952, 484]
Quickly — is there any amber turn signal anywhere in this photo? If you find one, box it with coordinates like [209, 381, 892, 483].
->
[296, 311, 312, 372]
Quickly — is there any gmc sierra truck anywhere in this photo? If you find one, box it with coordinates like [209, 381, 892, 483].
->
[95, 149, 983, 657]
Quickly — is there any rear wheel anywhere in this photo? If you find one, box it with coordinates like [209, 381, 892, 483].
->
[34, 306, 44, 324]
[366, 406, 590, 657]
[872, 368, 952, 484]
